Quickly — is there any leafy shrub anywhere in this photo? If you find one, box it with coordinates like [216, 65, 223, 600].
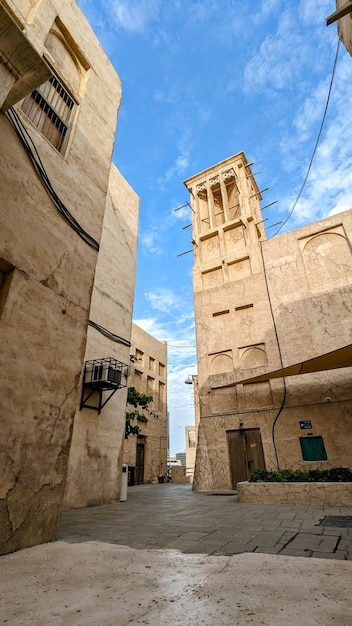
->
[125, 387, 154, 439]
[249, 467, 352, 483]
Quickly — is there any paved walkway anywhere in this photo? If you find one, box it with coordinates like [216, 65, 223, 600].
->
[59, 483, 352, 560]
[1, 484, 352, 625]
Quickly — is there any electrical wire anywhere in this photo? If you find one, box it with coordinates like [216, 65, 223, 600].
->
[168, 344, 196, 348]
[270, 39, 341, 238]
[260, 242, 286, 470]
[88, 320, 131, 347]
[6, 107, 100, 251]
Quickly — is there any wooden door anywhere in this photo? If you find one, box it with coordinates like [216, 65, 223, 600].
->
[136, 443, 145, 484]
[227, 428, 265, 488]
[227, 430, 248, 485]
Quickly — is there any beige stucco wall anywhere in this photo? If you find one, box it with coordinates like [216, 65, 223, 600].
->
[123, 324, 168, 483]
[64, 166, 139, 509]
[170, 466, 191, 484]
[0, 0, 122, 553]
[184, 154, 352, 493]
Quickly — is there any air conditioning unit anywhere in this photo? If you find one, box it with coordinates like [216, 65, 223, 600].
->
[80, 357, 128, 414]
[84, 362, 121, 387]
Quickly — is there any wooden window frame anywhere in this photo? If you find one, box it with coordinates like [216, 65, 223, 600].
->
[21, 75, 75, 154]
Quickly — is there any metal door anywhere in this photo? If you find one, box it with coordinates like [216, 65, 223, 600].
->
[227, 428, 265, 488]
[136, 443, 145, 484]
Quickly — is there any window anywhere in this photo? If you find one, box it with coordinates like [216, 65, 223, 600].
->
[135, 349, 144, 367]
[147, 376, 154, 397]
[149, 357, 155, 372]
[0, 260, 14, 318]
[133, 370, 143, 391]
[300, 436, 327, 462]
[158, 381, 166, 411]
[188, 429, 196, 449]
[22, 75, 75, 153]
[159, 362, 166, 377]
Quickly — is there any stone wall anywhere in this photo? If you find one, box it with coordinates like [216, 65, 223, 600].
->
[171, 466, 191, 484]
[237, 481, 352, 506]
[64, 166, 139, 509]
[0, 0, 122, 553]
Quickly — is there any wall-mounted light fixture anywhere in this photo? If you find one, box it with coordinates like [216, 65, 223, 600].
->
[185, 375, 193, 385]
[80, 357, 129, 414]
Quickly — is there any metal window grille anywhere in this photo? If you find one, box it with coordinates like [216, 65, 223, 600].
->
[21, 76, 75, 153]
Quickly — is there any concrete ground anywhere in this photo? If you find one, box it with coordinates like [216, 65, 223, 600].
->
[0, 483, 351, 625]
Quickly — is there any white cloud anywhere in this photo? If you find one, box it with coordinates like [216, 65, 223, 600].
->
[133, 316, 169, 340]
[251, 0, 281, 27]
[107, 0, 161, 33]
[140, 231, 163, 255]
[145, 287, 183, 314]
[134, 315, 195, 350]
[298, 0, 332, 26]
[328, 202, 352, 217]
[243, 4, 332, 95]
[275, 53, 352, 230]
[157, 151, 191, 190]
[173, 202, 191, 220]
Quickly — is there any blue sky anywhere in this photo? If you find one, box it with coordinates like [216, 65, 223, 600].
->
[77, 0, 352, 456]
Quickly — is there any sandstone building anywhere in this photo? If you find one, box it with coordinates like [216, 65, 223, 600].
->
[64, 167, 139, 510]
[0, 0, 138, 553]
[183, 153, 352, 491]
[123, 323, 168, 484]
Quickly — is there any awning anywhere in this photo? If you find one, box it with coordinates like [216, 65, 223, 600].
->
[237, 344, 352, 384]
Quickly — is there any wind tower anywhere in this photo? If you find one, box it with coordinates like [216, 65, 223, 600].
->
[183, 153, 278, 491]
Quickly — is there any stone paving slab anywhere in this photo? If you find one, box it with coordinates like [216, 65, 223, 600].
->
[59, 483, 352, 560]
[1, 542, 352, 626]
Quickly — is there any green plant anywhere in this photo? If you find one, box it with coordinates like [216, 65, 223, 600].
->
[249, 467, 352, 483]
[125, 387, 154, 439]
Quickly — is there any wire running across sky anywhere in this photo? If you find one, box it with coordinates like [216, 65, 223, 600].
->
[270, 39, 341, 238]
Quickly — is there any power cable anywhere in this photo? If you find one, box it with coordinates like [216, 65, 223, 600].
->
[270, 39, 341, 238]
[6, 107, 100, 251]
[260, 242, 285, 470]
[88, 320, 131, 347]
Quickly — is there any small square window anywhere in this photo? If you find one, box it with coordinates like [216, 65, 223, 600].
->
[300, 436, 327, 461]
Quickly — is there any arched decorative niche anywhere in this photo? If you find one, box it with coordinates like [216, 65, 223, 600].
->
[209, 351, 234, 375]
[302, 230, 352, 293]
[44, 18, 90, 96]
[240, 345, 267, 369]
[45, 30, 81, 92]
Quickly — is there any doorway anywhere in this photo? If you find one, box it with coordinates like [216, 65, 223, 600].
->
[135, 443, 145, 484]
[227, 428, 265, 488]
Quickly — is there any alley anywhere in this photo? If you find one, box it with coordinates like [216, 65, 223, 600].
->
[59, 483, 352, 559]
